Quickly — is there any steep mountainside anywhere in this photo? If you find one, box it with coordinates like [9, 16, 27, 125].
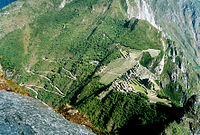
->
[0, 0, 199, 134]
[146, 0, 200, 66]
[127, 0, 200, 65]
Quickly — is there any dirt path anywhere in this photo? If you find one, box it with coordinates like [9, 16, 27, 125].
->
[25, 86, 38, 98]
[25, 84, 65, 98]
[25, 69, 65, 96]
[62, 68, 76, 80]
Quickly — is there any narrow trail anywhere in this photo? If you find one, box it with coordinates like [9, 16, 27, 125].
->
[25, 85, 65, 97]
[25, 68, 65, 96]
[36, 57, 77, 81]
[25, 86, 38, 99]
[62, 68, 76, 80]
[24, 58, 78, 97]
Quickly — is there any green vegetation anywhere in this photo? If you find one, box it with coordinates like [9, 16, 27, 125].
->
[0, 57, 16, 72]
[159, 55, 183, 105]
[130, 79, 147, 95]
[140, 52, 153, 68]
[38, 89, 63, 107]
[150, 50, 164, 73]
[162, 57, 175, 76]
[120, 0, 128, 12]
[0, 29, 28, 68]
[78, 90, 184, 134]
[117, 19, 163, 50]
[159, 42, 199, 106]
[162, 82, 183, 105]
[175, 56, 182, 68]
[164, 121, 188, 135]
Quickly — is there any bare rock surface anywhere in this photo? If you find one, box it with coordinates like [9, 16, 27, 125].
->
[0, 90, 95, 135]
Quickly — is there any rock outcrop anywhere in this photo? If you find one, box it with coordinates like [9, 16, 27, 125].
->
[0, 90, 95, 135]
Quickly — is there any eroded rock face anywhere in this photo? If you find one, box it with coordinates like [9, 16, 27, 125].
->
[126, 0, 200, 65]
[148, 0, 200, 65]
[0, 91, 95, 135]
[126, 0, 161, 30]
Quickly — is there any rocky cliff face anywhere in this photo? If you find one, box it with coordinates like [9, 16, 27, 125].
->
[147, 0, 200, 65]
[125, 0, 199, 103]
[126, 0, 159, 29]
[0, 90, 95, 135]
[158, 0, 200, 65]
[126, 0, 200, 65]
[124, 0, 200, 133]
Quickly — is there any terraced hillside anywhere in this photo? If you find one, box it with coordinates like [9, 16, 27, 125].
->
[0, 0, 199, 134]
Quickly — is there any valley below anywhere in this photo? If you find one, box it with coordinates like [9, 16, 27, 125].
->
[0, 0, 200, 134]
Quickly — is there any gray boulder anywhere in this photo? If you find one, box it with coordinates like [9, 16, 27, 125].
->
[0, 90, 95, 135]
